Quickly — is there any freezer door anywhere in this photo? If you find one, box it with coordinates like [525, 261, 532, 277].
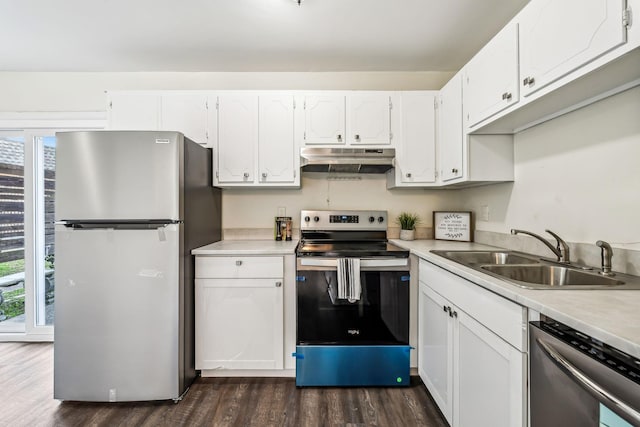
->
[54, 224, 182, 401]
[56, 131, 182, 221]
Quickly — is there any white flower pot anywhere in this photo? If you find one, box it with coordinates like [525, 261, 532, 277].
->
[399, 229, 415, 241]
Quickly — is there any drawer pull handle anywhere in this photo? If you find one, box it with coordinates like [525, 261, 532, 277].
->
[236, 260, 242, 266]
[275, 281, 282, 287]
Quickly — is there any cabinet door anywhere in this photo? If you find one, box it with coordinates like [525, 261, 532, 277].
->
[160, 93, 209, 146]
[347, 93, 391, 145]
[303, 95, 345, 145]
[397, 92, 436, 183]
[454, 310, 524, 427]
[107, 92, 160, 130]
[217, 94, 258, 183]
[438, 75, 464, 182]
[258, 94, 296, 184]
[419, 283, 454, 425]
[463, 22, 519, 127]
[520, 0, 627, 97]
[195, 278, 284, 370]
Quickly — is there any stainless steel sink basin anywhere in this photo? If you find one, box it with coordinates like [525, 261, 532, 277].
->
[431, 249, 640, 290]
[434, 250, 540, 266]
[480, 265, 625, 289]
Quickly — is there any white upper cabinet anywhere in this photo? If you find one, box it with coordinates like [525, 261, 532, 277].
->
[519, 0, 628, 97]
[303, 94, 346, 145]
[346, 93, 392, 145]
[160, 93, 210, 146]
[387, 91, 436, 187]
[214, 92, 300, 188]
[463, 21, 519, 128]
[216, 94, 258, 184]
[107, 91, 211, 146]
[303, 92, 392, 146]
[438, 74, 464, 183]
[107, 92, 160, 131]
[258, 94, 297, 184]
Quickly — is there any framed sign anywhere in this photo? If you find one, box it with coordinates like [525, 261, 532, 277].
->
[433, 211, 473, 241]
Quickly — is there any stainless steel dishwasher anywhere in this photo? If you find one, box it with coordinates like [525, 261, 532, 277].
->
[530, 319, 640, 427]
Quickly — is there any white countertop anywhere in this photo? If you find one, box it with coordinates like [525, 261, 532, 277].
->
[192, 239, 299, 256]
[391, 239, 640, 359]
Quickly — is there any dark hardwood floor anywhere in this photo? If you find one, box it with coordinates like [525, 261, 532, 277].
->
[1, 342, 448, 427]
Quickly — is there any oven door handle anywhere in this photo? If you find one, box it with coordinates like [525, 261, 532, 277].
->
[537, 338, 640, 425]
[298, 258, 408, 268]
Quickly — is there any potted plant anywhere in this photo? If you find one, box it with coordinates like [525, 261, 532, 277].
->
[397, 212, 419, 241]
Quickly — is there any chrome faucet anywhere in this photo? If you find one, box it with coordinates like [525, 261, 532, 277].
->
[510, 229, 571, 264]
[596, 240, 615, 276]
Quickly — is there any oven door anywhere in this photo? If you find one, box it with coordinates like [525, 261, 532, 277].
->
[296, 257, 410, 346]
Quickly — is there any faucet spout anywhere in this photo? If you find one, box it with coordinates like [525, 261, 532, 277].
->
[510, 228, 570, 264]
[596, 240, 615, 276]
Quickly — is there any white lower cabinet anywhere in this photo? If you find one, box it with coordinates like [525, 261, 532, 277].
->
[418, 260, 526, 427]
[195, 256, 284, 370]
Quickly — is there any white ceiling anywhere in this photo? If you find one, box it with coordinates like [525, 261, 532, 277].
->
[0, 0, 528, 72]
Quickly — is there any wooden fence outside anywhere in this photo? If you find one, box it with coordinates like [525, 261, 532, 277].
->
[0, 147, 55, 265]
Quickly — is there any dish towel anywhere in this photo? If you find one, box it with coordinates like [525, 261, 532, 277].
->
[337, 258, 361, 303]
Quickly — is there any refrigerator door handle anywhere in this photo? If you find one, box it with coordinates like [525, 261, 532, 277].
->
[57, 220, 182, 230]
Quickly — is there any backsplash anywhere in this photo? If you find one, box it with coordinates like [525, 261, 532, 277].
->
[475, 230, 640, 276]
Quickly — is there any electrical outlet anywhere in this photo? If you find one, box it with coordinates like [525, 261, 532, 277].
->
[277, 207, 286, 217]
[480, 205, 490, 221]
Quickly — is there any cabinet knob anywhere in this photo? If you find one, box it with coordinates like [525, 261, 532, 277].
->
[523, 76, 535, 86]
[354, 134, 360, 141]
[453, 310, 458, 318]
[406, 173, 412, 178]
[452, 168, 458, 174]
[236, 260, 243, 266]
[337, 134, 342, 142]
[262, 172, 267, 178]
[275, 281, 282, 287]
[501, 92, 512, 101]
[243, 172, 249, 179]
[443, 305, 447, 312]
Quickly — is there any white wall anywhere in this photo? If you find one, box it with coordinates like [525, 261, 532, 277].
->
[223, 174, 455, 231]
[0, 71, 453, 112]
[457, 86, 640, 251]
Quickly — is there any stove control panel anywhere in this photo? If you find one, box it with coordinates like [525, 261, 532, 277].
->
[301, 210, 388, 231]
[330, 215, 359, 223]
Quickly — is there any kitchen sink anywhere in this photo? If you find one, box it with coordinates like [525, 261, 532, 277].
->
[431, 249, 640, 290]
[480, 265, 625, 289]
[434, 250, 540, 266]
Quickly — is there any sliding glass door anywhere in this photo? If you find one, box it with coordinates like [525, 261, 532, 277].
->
[0, 131, 56, 338]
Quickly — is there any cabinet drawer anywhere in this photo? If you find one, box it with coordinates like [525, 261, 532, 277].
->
[196, 256, 283, 279]
[419, 259, 526, 351]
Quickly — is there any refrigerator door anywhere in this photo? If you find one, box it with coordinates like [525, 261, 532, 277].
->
[54, 224, 182, 401]
[55, 131, 182, 221]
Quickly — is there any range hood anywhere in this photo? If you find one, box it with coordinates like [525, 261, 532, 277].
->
[300, 147, 395, 174]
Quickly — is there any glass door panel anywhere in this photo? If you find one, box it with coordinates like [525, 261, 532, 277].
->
[0, 135, 26, 332]
[37, 136, 56, 326]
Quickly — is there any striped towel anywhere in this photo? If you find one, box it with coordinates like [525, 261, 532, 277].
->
[337, 258, 361, 303]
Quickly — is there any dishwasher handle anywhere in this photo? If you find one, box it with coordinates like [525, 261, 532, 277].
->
[537, 338, 640, 425]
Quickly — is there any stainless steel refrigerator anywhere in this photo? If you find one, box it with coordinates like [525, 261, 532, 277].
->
[53, 130, 221, 402]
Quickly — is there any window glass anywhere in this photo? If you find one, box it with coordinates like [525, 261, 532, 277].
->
[0, 136, 26, 330]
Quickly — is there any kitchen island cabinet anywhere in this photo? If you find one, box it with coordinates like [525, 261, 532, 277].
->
[192, 240, 298, 377]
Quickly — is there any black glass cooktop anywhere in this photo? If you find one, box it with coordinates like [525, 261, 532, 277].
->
[296, 241, 409, 258]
